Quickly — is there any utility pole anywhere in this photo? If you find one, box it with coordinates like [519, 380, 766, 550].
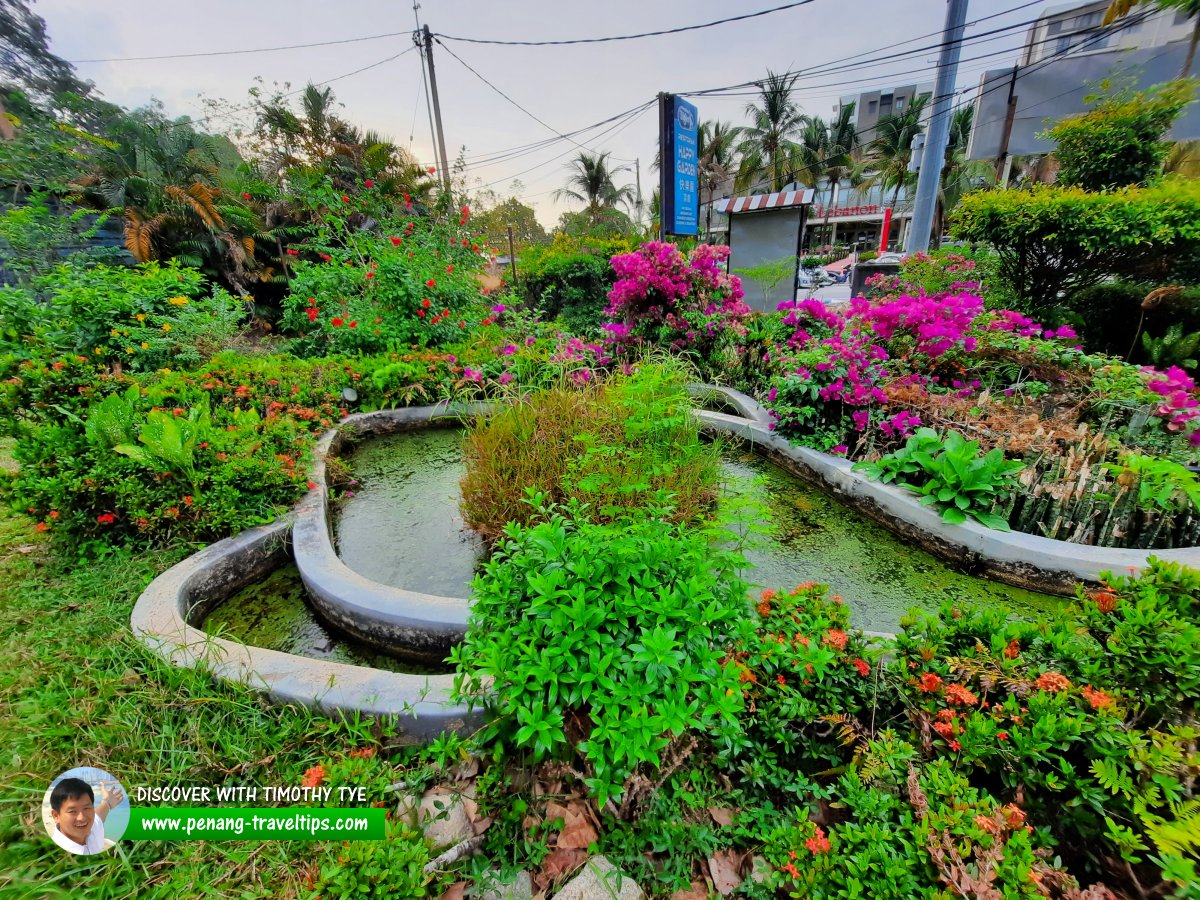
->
[994, 66, 1019, 187]
[634, 157, 644, 229]
[412, 3, 438, 180]
[906, 0, 969, 254]
[421, 25, 452, 192]
[506, 224, 518, 284]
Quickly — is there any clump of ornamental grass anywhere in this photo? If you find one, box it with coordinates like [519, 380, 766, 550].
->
[459, 361, 720, 539]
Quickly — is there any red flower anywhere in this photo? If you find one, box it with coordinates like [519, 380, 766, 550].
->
[365, 271, 374, 279]
[426, 279, 436, 288]
[286, 248, 299, 256]
[403, 193, 410, 201]
[307, 481, 317, 490]
[390, 236, 402, 246]
[1091, 590, 1118, 614]
[416, 309, 426, 318]
[1081, 685, 1115, 710]
[301, 765, 327, 788]
[997, 731, 1009, 740]
[96, 513, 116, 525]
[1035, 671, 1071, 693]
[307, 308, 319, 322]
[427, 166, 436, 174]
[348, 321, 357, 328]
[242, 192, 252, 200]
[350, 747, 376, 759]
[853, 658, 870, 677]
[364, 179, 374, 188]
[822, 629, 849, 651]
[777, 674, 786, 686]
[421, 297, 431, 308]
[319, 252, 332, 262]
[183, 495, 193, 506]
[948, 739, 962, 752]
[460, 205, 470, 215]
[441, 308, 450, 317]
[918, 672, 943, 693]
[446, 264, 455, 274]
[341, 194, 350, 203]
[331, 317, 344, 327]
[458, 320, 466, 327]
[1003, 640, 1020, 659]
[34, 522, 48, 532]
[805, 826, 831, 854]
[945, 684, 978, 707]
[48, 511, 59, 519]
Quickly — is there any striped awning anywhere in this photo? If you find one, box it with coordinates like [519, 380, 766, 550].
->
[713, 189, 815, 215]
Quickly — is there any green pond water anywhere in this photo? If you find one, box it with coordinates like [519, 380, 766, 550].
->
[200, 565, 445, 673]
[329, 429, 1065, 634]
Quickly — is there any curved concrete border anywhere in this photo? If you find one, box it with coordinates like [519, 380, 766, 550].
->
[696, 405, 1200, 594]
[130, 518, 484, 740]
[293, 401, 493, 661]
[687, 383, 772, 425]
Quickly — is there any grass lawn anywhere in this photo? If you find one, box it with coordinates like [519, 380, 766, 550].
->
[0, 443, 430, 899]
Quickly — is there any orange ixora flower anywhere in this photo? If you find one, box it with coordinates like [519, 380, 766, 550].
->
[918, 672, 943, 693]
[1034, 671, 1072, 693]
[301, 765, 327, 788]
[805, 826, 831, 854]
[1081, 685, 1115, 710]
[945, 684, 979, 707]
[1003, 640, 1020, 659]
[1091, 590, 1118, 614]
[822, 629, 849, 651]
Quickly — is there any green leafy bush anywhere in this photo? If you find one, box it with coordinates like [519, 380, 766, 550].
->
[518, 248, 614, 335]
[854, 428, 1023, 529]
[451, 499, 748, 814]
[1045, 80, 1195, 192]
[0, 259, 243, 370]
[1069, 281, 1200, 359]
[950, 181, 1200, 317]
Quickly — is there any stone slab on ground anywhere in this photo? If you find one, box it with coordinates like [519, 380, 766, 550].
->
[474, 870, 532, 900]
[552, 856, 643, 900]
[420, 787, 474, 850]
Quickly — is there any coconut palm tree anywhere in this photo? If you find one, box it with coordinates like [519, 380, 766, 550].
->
[1165, 138, 1200, 176]
[1104, 1, 1200, 78]
[792, 103, 858, 204]
[735, 69, 807, 192]
[554, 151, 634, 227]
[857, 95, 928, 206]
[697, 119, 740, 239]
[933, 106, 994, 243]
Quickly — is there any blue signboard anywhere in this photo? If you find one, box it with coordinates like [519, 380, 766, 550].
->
[659, 95, 699, 236]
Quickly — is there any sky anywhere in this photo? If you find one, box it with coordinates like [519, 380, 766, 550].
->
[33, 0, 1063, 226]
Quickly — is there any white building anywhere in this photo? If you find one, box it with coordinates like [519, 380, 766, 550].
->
[1020, 1, 1196, 65]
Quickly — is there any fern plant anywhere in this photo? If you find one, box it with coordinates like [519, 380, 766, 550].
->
[1143, 323, 1200, 371]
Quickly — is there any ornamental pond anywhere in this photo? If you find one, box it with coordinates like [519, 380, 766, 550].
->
[202, 426, 1064, 666]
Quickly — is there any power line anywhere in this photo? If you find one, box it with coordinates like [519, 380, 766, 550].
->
[433, 37, 636, 164]
[68, 29, 415, 64]
[434, 1, 818, 47]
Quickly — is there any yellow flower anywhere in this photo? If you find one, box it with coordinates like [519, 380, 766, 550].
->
[162, 323, 172, 332]
[110, 329, 120, 337]
[125, 347, 134, 354]
[141, 342, 149, 350]
[136, 313, 146, 322]
[168, 296, 189, 306]
[94, 347, 103, 354]
[160, 368, 171, 375]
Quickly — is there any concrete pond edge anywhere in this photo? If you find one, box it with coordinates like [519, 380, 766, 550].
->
[129, 516, 484, 740]
[695, 388, 1200, 594]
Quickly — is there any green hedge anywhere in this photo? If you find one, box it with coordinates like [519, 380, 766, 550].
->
[518, 249, 614, 335]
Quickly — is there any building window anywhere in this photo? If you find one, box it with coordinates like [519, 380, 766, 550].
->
[1177, 10, 1192, 25]
[1047, 19, 1063, 35]
[868, 100, 877, 113]
[895, 97, 905, 110]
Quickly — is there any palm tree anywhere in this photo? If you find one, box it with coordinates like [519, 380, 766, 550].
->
[1104, 1, 1200, 78]
[857, 95, 928, 206]
[1165, 139, 1200, 176]
[792, 103, 858, 204]
[933, 106, 994, 243]
[697, 120, 740, 238]
[553, 151, 634, 227]
[735, 69, 807, 192]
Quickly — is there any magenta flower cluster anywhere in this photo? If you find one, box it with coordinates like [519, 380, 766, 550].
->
[1142, 365, 1200, 443]
[604, 242, 749, 354]
[985, 309, 1078, 341]
[849, 293, 982, 357]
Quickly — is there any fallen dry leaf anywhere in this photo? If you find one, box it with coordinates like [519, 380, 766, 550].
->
[541, 848, 586, 880]
[708, 807, 735, 827]
[671, 880, 711, 900]
[440, 881, 468, 900]
[708, 850, 743, 897]
[555, 806, 599, 851]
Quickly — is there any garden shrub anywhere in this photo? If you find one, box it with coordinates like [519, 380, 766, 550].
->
[950, 181, 1200, 318]
[602, 241, 750, 375]
[280, 217, 488, 356]
[451, 499, 748, 814]
[1068, 281, 1200, 361]
[1046, 80, 1195, 192]
[0, 259, 243, 370]
[517, 247, 613, 335]
[459, 363, 719, 538]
